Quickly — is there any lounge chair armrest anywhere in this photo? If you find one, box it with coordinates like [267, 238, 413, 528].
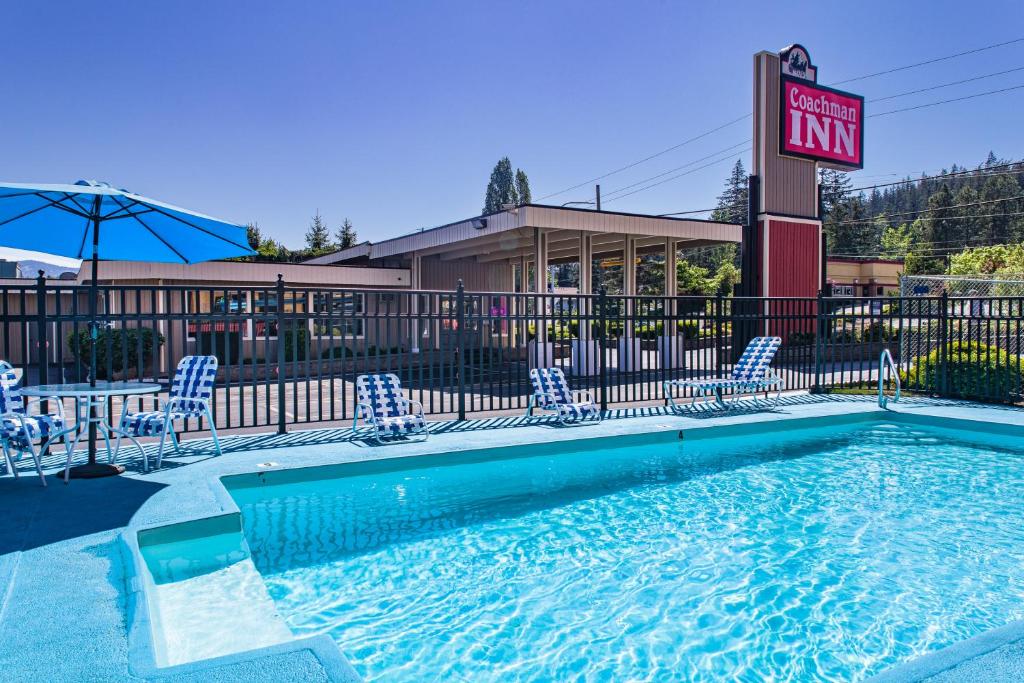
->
[355, 401, 377, 423]
[165, 396, 205, 413]
[24, 396, 66, 418]
[399, 397, 425, 417]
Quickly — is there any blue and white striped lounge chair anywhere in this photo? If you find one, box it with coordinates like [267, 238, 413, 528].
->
[663, 336, 784, 411]
[354, 373, 427, 443]
[114, 355, 222, 471]
[527, 367, 601, 425]
[0, 361, 74, 486]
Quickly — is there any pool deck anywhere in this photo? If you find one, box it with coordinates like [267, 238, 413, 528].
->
[2, 393, 1024, 682]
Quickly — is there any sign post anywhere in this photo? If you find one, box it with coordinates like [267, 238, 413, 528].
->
[749, 43, 864, 302]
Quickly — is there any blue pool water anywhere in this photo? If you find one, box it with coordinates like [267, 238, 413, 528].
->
[228, 420, 1024, 681]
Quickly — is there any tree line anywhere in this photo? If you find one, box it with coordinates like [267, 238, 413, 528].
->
[241, 213, 358, 262]
[821, 152, 1024, 274]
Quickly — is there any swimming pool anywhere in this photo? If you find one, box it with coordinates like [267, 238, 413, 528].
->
[223, 416, 1024, 681]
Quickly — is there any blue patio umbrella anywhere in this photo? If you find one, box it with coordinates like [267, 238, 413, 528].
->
[0, 180, 253, 477]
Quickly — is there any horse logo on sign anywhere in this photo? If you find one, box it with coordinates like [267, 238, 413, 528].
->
[779, 44, 817, 82]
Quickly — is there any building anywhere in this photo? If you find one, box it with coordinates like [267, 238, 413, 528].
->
[308, 204, 741, 296]
[0, 260, 408, 370]
[825, 257, 904, 297]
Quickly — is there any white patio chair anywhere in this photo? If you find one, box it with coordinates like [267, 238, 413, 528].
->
[527, 367, 601, 425]
[0, 361, 75, 486]
[663, 336, 784, 411]
[354, 373, 428, 443]
[114, 355, 222, 471]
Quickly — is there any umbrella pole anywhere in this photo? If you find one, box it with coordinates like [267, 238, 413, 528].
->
[67, 203, 124, 478]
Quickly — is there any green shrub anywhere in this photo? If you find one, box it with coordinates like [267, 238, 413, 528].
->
[320, 346, 352, 360]
[860, 321, 895, 342]
[830, 327, 857, 344]
[67, 327, 164, 379]
[901, 341, 1023, 401]
[282, 327, 309, 362]
[788, 331, 815, 345]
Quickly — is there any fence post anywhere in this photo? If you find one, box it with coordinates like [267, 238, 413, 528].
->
[276, 274, 287, 434]
[35, 271, 49, 388]
[456, 280, 466, 421]
[938, 290, 949, 397]
[35, 272, 50, 434]
[598, 286, 608, 412]
[812, 289, 824, 393]
[715, 294, 724, 377]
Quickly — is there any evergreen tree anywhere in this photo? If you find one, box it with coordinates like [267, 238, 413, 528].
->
[711, 159, 748, 224]
[305, 210, 332, 254]
[819, 168, 853, 215]
[483, 157, 519, 214]
[515, 169, 532, 205]
[922, 184, 957, 247]
[335, 218, 358, 249]
[246, 222, 263, 251]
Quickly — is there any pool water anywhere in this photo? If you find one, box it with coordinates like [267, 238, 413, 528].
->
[228, 421, 1024, 682]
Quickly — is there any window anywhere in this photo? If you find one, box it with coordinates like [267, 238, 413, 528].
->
[252, 292, 308, 338]
[311, 291, 365, 339]
[186, 291, 248, 340]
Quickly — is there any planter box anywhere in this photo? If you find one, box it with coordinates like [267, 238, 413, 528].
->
[658, 335, 686, 370]
[823, 341, 897, 363]
[616, 337, 643, 371]
[527, 341, 555, 369]
[571, 339, 601, 376]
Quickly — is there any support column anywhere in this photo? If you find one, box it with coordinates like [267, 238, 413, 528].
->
[622, 235, 636, 295]
[533, 227, 548, 294]
[409, 251, 422, 353]
[530, 227, 551, 366]
[664, 238, 677, 298]
[578, 231, 593, 295]
[573, 230, 599, 375]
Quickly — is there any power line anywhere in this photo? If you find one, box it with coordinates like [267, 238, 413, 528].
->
[870, 83, 1024, 117]
[599, 140, 751, 198]
[830, 239, 1020, 258]
[834, 194, 1024, 224]
[535, 113, 751, 201]
[834, 209, 1024, 226]
[590, 87, 1021, 206]
[542, 41, 1024, 205]
[602, 148, 751, 204]
[828, 37, 1024, 85]
[849, 162, 1023, 193]
[871, 66, 1024, 102]
[657, 207, 717, 217]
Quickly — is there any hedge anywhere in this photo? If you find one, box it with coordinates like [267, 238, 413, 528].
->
[901, 341, 1023, 402]
[67, 327, 164, 379]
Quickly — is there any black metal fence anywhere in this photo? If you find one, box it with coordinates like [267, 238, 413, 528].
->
[1, 276, 1021, 436]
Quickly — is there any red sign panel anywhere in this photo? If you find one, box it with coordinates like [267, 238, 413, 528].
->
[780, 75, 864, 169]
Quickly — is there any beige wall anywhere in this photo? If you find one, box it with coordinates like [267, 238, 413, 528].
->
[826, 259, 903, 296]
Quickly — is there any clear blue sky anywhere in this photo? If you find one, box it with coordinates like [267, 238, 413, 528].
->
[2, 0, 1022, 264]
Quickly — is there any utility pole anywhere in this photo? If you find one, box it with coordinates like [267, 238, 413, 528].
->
[595, 184, 601, 211]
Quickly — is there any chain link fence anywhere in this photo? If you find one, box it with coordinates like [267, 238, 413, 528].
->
[901, 273, 1024, 298]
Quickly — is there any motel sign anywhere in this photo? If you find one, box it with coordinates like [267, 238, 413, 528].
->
[778, 45, 864, 170]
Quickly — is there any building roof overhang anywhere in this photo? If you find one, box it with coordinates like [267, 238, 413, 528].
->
[311, 204, 742, 266]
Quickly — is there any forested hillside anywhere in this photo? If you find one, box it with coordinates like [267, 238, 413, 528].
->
[820, 153, 1024, 273]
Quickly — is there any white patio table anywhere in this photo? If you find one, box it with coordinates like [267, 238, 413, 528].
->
[20, 381, 161, 480]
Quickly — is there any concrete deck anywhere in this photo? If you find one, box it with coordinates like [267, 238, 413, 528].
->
[2, 394, 1023, 682]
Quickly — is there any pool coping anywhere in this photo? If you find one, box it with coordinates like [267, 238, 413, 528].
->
[117, 397, 1024, 682]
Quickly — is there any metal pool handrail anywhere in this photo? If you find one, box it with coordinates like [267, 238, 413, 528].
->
[879, 348, 900, 409]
